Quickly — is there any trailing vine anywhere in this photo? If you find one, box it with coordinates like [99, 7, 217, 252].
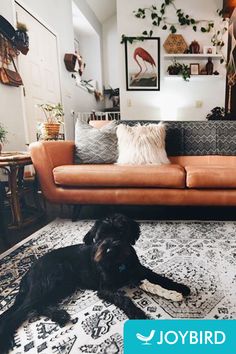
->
[121, 1, 228, 62]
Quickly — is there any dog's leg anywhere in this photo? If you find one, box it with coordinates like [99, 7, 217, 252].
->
[37, 305, 71, 327]
[97, 290, 148, 319]
[140, 266, 190, 297]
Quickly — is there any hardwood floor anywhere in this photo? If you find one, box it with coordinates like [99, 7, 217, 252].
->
[1, 203, 236, 255]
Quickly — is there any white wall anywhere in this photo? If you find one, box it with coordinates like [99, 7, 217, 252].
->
[103, 15, 119, 89]
[0, 0, 104, 150]
[75, 32, 103, 91]
[0, 0, 27, 150]
[117, 0, 227, 121]
[102, 15, 119, 109]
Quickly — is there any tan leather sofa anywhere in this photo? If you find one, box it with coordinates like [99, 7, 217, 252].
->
[29, 120, 236, 207]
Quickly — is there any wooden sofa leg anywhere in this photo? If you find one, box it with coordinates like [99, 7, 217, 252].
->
[72, 205, 82, 222]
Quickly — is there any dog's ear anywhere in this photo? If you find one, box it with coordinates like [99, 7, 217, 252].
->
[83, 221, 99, 245]
[128, 218, 140, 245]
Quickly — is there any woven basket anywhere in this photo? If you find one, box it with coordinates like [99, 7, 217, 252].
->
[42, 123, 60, 139]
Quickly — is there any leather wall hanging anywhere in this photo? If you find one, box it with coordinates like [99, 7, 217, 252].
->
[64, 53, 77, 72]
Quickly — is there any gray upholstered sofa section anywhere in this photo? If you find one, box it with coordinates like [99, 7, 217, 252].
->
[118, 121, 236, 156]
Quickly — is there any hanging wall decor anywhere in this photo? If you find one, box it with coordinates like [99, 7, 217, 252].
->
[0, 33, 23, 87]
[15, 22, 29, 55]
[0, 15, 29, 55]
[125, 37, 160, 91]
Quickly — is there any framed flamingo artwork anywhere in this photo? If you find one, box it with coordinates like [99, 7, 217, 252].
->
[124, 37, 160, 91]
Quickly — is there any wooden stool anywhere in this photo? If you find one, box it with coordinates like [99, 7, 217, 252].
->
[0, 151, 44, 229]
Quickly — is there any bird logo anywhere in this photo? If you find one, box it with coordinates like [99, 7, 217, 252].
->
[136, 330, 156, 345]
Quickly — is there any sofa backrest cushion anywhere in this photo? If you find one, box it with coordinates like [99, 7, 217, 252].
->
[87, 120, 236, 157]
[116, 122, 170, 165]
[75, 119, 118, 164]
[119, 121, 236, 156]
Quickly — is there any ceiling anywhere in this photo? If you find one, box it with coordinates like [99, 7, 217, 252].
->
[86, 0, 116, 23]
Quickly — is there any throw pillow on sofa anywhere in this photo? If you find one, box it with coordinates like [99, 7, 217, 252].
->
[75, 119, 118, 164]
[116, 122, 170, 165]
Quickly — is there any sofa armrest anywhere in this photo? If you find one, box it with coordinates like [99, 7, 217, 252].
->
[29, 141, 75, 201]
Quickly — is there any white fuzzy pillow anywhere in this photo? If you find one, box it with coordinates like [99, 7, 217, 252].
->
[116, 123, 170, 165]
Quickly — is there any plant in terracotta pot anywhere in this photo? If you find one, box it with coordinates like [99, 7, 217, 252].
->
[0, 123, 8, 154]
[38, 103, 64, 140]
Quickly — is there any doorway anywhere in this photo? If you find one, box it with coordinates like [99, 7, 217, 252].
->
[15, 2, 61, 143]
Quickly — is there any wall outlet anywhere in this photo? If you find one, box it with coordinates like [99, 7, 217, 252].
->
[195, 100, 203, 108]
[127, 99, 132, 107]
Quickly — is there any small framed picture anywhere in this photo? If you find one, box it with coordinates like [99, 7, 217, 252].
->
[190, 63, 200, 75]
[203, 46, 216, 55]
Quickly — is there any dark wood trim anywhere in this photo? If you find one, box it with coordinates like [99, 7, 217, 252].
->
[225, 12, 236, 116]
[223, 0, 236, 18]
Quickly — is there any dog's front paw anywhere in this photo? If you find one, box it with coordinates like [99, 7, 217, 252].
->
[0, 336, 14, 354]
[177, 284, 191, 297]
[129, 308, 148, 320]
[52, 310, 71, 327]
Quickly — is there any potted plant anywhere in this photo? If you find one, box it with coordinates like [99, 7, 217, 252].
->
[167, 60, 182, 75]
[206, 107, 225, 120]
[0, 123, 8, 154]
[167, 60, 191, 81]
[38, 103, 64, 139]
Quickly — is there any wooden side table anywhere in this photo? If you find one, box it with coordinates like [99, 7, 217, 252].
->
[0, 151, 44, 229]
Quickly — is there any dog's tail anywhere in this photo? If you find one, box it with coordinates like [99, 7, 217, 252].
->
[0, 299, 35, 353]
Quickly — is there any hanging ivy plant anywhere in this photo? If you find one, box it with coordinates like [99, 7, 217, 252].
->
[132, 1, 217, 34]
[121, 1, 228, 62]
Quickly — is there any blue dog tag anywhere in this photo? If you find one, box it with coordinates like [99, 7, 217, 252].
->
[118, 264, 126, 272]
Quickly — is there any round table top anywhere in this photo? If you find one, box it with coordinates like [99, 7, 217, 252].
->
[0, 151, 31, 166]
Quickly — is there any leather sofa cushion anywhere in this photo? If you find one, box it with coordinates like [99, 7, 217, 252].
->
[186, 165, 236, 188]
[170, 155, 236, 166]
[53, 164, 186, 188]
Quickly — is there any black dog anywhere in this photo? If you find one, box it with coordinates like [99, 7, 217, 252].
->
[0, 214, 190, 353]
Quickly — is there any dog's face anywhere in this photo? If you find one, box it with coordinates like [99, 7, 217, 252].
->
[93, 238, 132, 265]
[83, 213, 140, 246]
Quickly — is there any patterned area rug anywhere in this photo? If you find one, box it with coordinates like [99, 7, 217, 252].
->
[1, 219, 236, 353]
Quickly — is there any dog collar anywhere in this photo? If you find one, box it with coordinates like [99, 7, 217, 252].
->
[118, 264, 126, 272]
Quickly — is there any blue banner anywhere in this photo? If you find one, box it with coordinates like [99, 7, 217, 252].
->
[124, 320, 236, 354]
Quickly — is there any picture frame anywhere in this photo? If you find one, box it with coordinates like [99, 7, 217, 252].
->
[190, 63, 200, 75]
[124, 37, 160, 91]
[203, 46, 216, 55]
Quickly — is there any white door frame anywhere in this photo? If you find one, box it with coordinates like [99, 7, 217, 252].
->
[13, 0, 63, 144]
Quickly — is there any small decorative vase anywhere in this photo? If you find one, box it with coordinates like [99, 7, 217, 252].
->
[206, 58, 214, 75]
[42, 123, 60, 139]
[189, 40, 200, 54]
